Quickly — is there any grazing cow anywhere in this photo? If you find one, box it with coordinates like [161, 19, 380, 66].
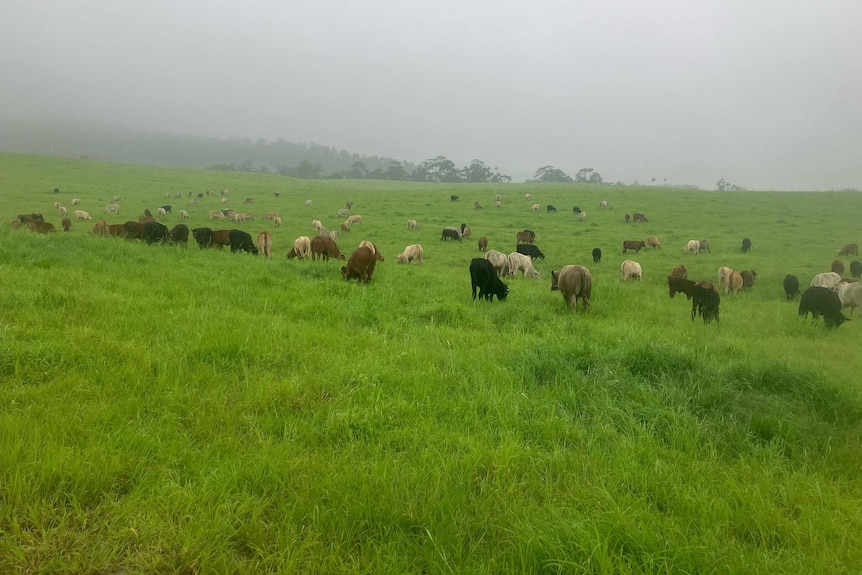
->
[723, 270, 743, 295]
[624, 214, 630, 223]
[92, 220, 109, 236]
[592, 247, 602, 263]
[547, 205, 556, 212]
[210, 229, 232, 249]
[810, 272, 842, 289]
[460, 224, 472, 238]
[264, 212, 279, 220]
[441, 227, 462, 241]
[525, 193, 533, 200]
[741, 270, 757, 288]
[667, 276, 695, 299]
[346, 202, 353, 210]
[495, 200, 502, 208]
[450, 195, 459, 202]
[144, 209, 152, 217]
[192, 227, 213, 248]
[470, 258, 509, 301]
[340, 222, 350, 233]
[516, 244, 545, 260]
[484, 250, 510, 277]
[572, 206, 582, 214]
[671, 264, 688, 279]
[105, 203, 121, 214]
[407, 219, 418, 230]
[72, 198, 80, 205]
[717, 266, 733, 286]
[310, 236, 345, 261]
[107, 224, 126, 237]
[850, 261, 862, 278]
[599, 201, 609, 209]
[622, 240, 646, 254]
[698, 239, 711, 252]
[229, 230, 259, 254]
[123, 221, 144, 239]
[342, 247, 377, 283]
[396, 244, 424, 264]
[157, 207, 167, 218]
[646, 236, 661, 249]
[692, 281, 720, 323]
[684, 239, 700, 254]
[61, 217, 72, 232]
[832, 260, 845, 275]
[312, 219, 324, 232]
[160, 205, 172, 214]
[222, 209, 236, 219]
[530, 203, 540, 211]
[320, 230, 339, 240]
[273, 216, 281, 227]
[180, 210, 189, 220]
[305, 199, 313, 206]
[783, 275, 800, 299]
[169, 224, 189, 246]
[287, 236, 312, 260]
[475, 202, 483, 209]
[741, 238, 752, 252]
[17, 213, 44, 224]
[57, 206, 67, 216]
[632, 213, 647, 222]
[579, 211, 587, 221]
[834, 282, 862, 316]
[257, 231, 272, 257]
[799, 286, 848, 328]
[507, 252, 540, 279]
[73, 210, 92, 220]
[477, 237, 488, 252]
[358, 240, 384, 261]
[516, 231, 534, 244]
[337, 208, 349, 218]
[143, 221, 169, 244]
[621, 259, 642, 280]
[550, 265, 592, 311]
[210, 209, 225, 219]
[347, 215, 362, 224]
[838, 243, 859, 257]
[28, 221, 55, 234]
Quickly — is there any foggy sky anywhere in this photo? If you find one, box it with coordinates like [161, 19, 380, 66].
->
[2, 0, 860, 189]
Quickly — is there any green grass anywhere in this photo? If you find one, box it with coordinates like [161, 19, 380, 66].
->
[1, 152, 861, 573]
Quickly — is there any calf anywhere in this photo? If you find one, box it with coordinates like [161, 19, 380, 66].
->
[516, 230, 534, 244]
[92, 220, 109, 236]
[358, 240, 384, 261]
[684, 239, 700, 254]
[211, 229, 232, 249]
[550, 265, 592, 312]
[838, 243, 859, 257]
[516, 244, 545, 260]
[646, 236, 661, 249]
[799, 286, 848, 328]
[229, 230, 259, 254]
[546, 205, 557, 212]
[741, 238, 752, 252]
[811, 272, 841, 288]
[783, 275, 800, 299]
[671, 264, 688, 279]
[632, 213, 647, 223]
[698, 239, 711, 252]
[470, 258, 509, 301]
[692, 281, 720, 323]
[29, 221, 55, 234]
[441, 227, 462, 241]
[342, 246, 377, 283]
[622, 240, 646, 254]
[62, 217, 72, 231]
[287, 236, 311, 260]
[477, 237, 488, 252]
[724, 270, 743, 295]
[507, 252, 539, 279]
[257, 231, 273, 257]
[192, 227, 213, 248]
[572, 206, 581, 214]
[407, 219, 419, 230]
[592, 247, 602, 263]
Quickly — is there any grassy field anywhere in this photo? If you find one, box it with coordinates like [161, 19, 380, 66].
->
[1, 152, 861, 573]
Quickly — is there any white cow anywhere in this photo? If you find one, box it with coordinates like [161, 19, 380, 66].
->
[180, 210, 189, 220]
[58, 206, 67, 216]
[407, 219, 418, 230]
[157, 207, 167, 218]
[396, 244, 424, 264]
[579, 211, 587, 221]
[834, 282, 862, 316]
[530, 203, 541, 211]
[71, 198, 80, 205]
[718, 266, 733, 286]
[484, 250, 509, 277]
[507, 252, 539, 278]
[811, 272, 841, 288]
[305, 199, 313, 206]
[338, 208, 349, 217]
[621, 259, 642, 280]
[210, 209, 225, 219]
[684, 239, 700, 254]
[289, 236, 311, 260]
[104, 203, 120, 214]
[72, 210, 92, 220]
[312, 219, 324, 232]
[347, 215, 362, 224]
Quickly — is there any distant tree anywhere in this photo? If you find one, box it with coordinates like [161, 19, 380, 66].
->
[463, 159, 494, 183]
[278, 161, 325, 179]
[716, 178, 745, 191]
[414, 156, 464, 183]
[348, 161, 367, 179]
[384, 161, 409, 181]
[529, 165, 573, 183]
[575, 168, 603, 184]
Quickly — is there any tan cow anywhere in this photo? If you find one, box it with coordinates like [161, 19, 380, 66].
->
[257, 231, 272, 257]
[621, 259, 642, 280]
[358, 240, 384, 261]
[551, 265, 592, 311]
[396, 244, 424, 264]
[287, 236, 312, 260]
[723, 270, 743, 295]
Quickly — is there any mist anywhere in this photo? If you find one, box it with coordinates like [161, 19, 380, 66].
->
[2, 0, 860, 189]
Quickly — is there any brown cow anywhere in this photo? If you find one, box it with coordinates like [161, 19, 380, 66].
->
[17, 213, 44, 224]
[257, 231, 272, 257]
[692, 281, 720, 323]
[550, 265, 592, 312]
[632, 213, 647, 223]
[671, 264, 688, 279]
[622, 240, 646, 253]
[29, 221, 55, 233]
[342, 246, 377, 283]
[474, 202, 483, 209]
[92, 220, 109, 236]
[310, 236, 345, 261]
[838, 243, 859, 257]
[516, 230, 535, 244]
[667, 275, 695, 299]
[123, 221, 144, 239]
[478, 237, 488, 252]
[832, 260, 845, 275]
[723, 270, 743, 295]
[358, 240, 384, 261]
[646, 236, 661, 249]
[211, 229, 232, 249]
[108, 224, 126, 237]
[741, 270, 757, 288]
[62, 217, 72, 231]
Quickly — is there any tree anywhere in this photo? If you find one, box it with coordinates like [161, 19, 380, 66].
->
[529, 165, 573, 183]
[716, 178, 745, 191]
[348, 161, 367, 179]
[384, 161, 408, 181]
[414, 156, 464, 183]
[575, 168, 603, 184]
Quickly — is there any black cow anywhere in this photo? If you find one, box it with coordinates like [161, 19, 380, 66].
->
[851, 261, 862, 278]
[470, 258, 509, 301]
[741, 238, 752, 252]
[160, 204, 172, 214]
[799, 286, 848, 328]
[592, 247, 602, 263]
[547, 205, 557, 212]
[692, 281, 720, 323]
[668, 276, 696, 299]
[123, 220, 144, 239]
[783, 275, 799, 300]
[192, 227, 213, 248]
[143, 221, 168, 244]
[572, 206, 581, 214]
[229, 229, 259, 254]
[169, 224, 189, 245]
[516, 244, 545, 260]
[441, 228, 462, 241]
[450, 195, 459, 202]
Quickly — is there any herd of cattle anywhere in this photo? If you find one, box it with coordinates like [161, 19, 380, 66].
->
[11, 196, 862, 328]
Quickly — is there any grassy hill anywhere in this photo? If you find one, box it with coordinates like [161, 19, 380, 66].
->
[1, 153, 861, 573]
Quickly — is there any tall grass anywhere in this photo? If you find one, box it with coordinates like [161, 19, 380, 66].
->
[1, 153, 861, 573]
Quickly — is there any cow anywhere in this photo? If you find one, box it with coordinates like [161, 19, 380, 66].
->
[61, 217, 72, 232]
[851, 261, 862, 278]
[684, 240, 700, 254]
[72, 198, 80, 205]
[530, 203, 540, 211]
[495, 200, 502, 208]
[741, 270, 757, 288]
[17, 213, 44, 224]
[622, 240, 646, 254]
[667, 275, 695, 299]
[104, 204, 120, 215]
[210, 209, 225, 219]
[342, 246, 377, 283]
[799, 286, 848, 328]
[346, 201, 353, 210]
[810, 272, 842, 289]
[460, 224, 472, 238]
[592, 248, 602, 263]
[783, 275, 800, 300]
[646, 236, 661, 249]
[320, 230, 339, 240]
[547, 205, 556, 212]
[229, 230, 259, 254]
[599, 201, 609, 209]
[723, 270, 743, 295]
[692, 281, 720, 323]
[310, 236, 345, 261]
[73, 210, 92, 220]
[572, 206, 582, 214]
[346, 215, 362, 224]
[157, 207, 167, 218]
[516, 231, 534, 244]
[717, 266, 733, 286]
[516, 244, 545, 260]
[396, 244, 424, 264]
[525, 193, 533, 200]
[340, 222, 350, 233]
[450, 195, 459, 202]
[211, 229, 232, 249]
[144, 209, 152, 217]
[263, 212, 279, 221]
[484, 250, 510, 277]
[169, 224, 189, 246]
[624, 214, 630, 223]
[28, 221, 55, 234]
[621, 259, 642, 280]
[579, 211, 587, 221]
[470, 258, 509, 301]
[550, 265, 591, 311]
[834, 282, 862, 316]
[257, 231, 272, 257]
[741, 238, 752, 252]
[698, 239, 711, 252]
[143, 221, 169, 244]
[312, 219, 324, 232]
[112, 195, 121, 204]
[123, 221, 144, 239]
[671, 264, 688, 279]
[832, 260, 845, 275]
[477, 237, 488, 252]
[838, 243, 859, 257]
[337, 208, 349, 218]
[192, 227, 213, 248]
[92, 220, 109, 236]
[441, 227, 462, 242]
[305, 199, 313, 206]
[107, 224, 126, 237]
[160, 205, 172, 214]
[139, 215, 156, 225]
[358, 240, 384, 261]
[475, 202, 483, 210]
[180, 210, 189, 220]
[287, 236, 312, 260]
[632, 213, 647, 222]
[57, 206, 67, 216]
[507, 252, 539, 279]
[222, 209, 236, 219]
[407, 219, 418, 230]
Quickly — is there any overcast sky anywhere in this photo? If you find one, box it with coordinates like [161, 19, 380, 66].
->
[2, 0, 860, 189]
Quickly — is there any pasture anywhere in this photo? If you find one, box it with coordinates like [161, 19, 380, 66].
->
[1, 152, 861, 573]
